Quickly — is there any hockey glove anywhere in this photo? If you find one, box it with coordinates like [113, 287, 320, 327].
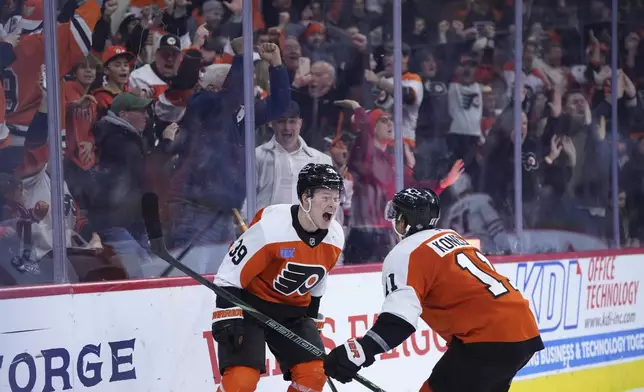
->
[211, 307, 245, 351]
[324, 338, 375, 383]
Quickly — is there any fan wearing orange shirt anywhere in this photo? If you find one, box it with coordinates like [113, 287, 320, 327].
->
[211, 163, 345, 392]
[324, 187, 544, 392]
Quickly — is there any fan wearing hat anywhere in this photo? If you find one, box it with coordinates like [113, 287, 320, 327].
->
[88, 92, 160, 242]
[91, 46, 136, 118]
[128, 32, 207, 125]
[128, 33, 182, 99]
[334, 98, 463, 264]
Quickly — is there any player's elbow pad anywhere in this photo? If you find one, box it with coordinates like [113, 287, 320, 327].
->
[362, 312, 415, 356]
[215, 286, 245, 309]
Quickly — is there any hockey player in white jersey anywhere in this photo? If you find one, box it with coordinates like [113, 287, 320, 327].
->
[443, 173, 511, 255]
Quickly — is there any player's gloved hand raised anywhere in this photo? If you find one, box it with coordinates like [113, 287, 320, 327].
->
[211, 307, 245, 351]
[324, 338, 375, 383]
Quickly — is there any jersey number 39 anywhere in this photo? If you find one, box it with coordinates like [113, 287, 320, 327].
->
[228, 239, 248, 265]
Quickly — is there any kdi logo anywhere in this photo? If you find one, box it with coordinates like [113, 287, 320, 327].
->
[515, 261, 583, 333]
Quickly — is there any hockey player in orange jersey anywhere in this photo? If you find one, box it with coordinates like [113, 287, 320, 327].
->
[324, 187, 544, 392]
[211, 163, 345, 392]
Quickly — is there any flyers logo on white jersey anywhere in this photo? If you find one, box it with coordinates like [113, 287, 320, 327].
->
[273, 262, 327, 296]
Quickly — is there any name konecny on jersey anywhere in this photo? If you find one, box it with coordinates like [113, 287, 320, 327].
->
[428, 233, 470, 257]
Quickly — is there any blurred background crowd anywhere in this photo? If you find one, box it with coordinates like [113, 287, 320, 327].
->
[1, 0, 643, 286]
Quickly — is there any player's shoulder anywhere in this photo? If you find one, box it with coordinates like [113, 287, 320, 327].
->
[253, 204, 291, 228]
[322, 217, 344, 250]
[382, 229, 445, 268]
[253, 204, 299, 242]
[385, 229, 473, 262]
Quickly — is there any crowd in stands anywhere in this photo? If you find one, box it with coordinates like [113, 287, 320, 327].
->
[1, 0, 643, 286]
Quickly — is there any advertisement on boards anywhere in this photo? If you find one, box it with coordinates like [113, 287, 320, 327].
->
[499, 255, 644, 378]
[0, 253, 643, 391]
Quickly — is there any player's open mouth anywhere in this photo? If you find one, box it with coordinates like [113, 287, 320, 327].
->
[322, 212, 332, 221]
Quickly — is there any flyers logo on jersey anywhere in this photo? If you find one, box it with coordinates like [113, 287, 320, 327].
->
[273, 262, 326, 296]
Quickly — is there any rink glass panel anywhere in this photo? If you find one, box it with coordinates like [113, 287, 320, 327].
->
[5, 0, 639, 289]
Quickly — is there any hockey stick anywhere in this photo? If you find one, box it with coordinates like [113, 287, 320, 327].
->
[141, 193, 386, 392]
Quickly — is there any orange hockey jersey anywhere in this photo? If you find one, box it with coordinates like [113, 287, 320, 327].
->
[214, 204, 344, 308]
[380, 229, 539, 344]
[3, 0, 100, 134]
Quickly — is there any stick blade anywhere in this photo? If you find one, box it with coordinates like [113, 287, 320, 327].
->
[141, 192, 163, 240]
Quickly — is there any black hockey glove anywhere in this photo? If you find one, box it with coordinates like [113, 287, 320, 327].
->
[324, 338, 375, 383]
[211, 307, 245, 351]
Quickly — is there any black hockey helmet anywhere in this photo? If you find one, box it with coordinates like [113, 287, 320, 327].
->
[297, 163, 344, 200]
[385, 187, 440, 237]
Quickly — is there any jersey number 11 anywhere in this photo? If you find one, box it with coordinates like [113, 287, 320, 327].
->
[456, 251, 518, 298]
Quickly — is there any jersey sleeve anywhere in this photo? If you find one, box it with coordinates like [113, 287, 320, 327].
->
[380, 247, 433, 328]
[213, 220, 273, 289]
[58, 0, 101, 77]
